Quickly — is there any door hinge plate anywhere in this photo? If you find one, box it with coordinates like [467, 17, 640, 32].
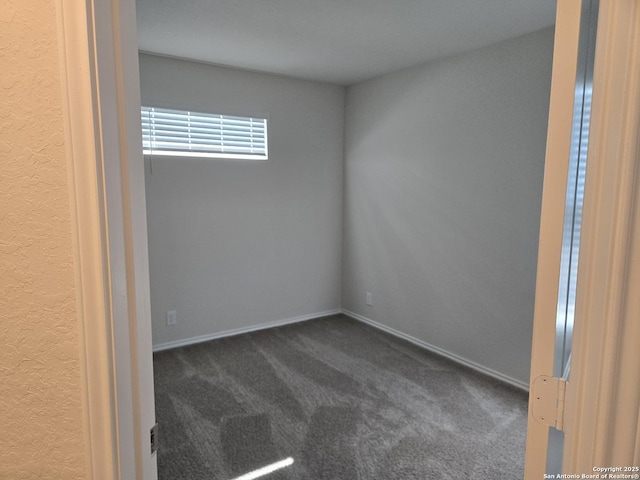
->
[532, 375, 567, 431]
[150, 423, 158, 455]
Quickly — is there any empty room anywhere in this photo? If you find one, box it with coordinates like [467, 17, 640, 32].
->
[6, 0, 640, 478]
[137, 0, 555, 478]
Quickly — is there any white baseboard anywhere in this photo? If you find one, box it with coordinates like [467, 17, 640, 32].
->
[342, 309, 529, 392]
[153, 307, 530, 392]
[152, 309, 342, 352]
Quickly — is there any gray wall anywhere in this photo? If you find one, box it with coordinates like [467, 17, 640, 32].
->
[140, 54, 345, 348]
[342, 28, 554, 384]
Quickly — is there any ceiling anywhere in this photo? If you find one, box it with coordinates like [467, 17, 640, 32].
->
[136, 0, 556, 86]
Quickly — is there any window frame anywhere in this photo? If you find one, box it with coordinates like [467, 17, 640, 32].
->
[140, 105, 269, 160]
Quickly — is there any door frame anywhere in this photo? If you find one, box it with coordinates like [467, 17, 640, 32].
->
[562, 0, 640, 471]
[55, 0, 640, 478]
[55, 0, 157, 479]
[525, 0, 640, 477]
[524, 0, 584, 476]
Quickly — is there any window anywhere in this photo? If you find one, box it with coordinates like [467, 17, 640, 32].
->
[141, 106, 268, 160]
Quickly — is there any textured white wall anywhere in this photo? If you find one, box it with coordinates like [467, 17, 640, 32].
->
[140, 54, 345, 347]
[0, 1, 87, 477]
[342, 29, 554, 385]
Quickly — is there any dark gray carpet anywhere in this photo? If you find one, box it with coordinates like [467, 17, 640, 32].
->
[153, 315, 528, 479]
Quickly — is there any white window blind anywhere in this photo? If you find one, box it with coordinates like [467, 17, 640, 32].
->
[141, 106, 268, 160]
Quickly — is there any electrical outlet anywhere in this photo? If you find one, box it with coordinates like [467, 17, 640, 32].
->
[166, 310, 177, 326]
[366, 292, 373, 306]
